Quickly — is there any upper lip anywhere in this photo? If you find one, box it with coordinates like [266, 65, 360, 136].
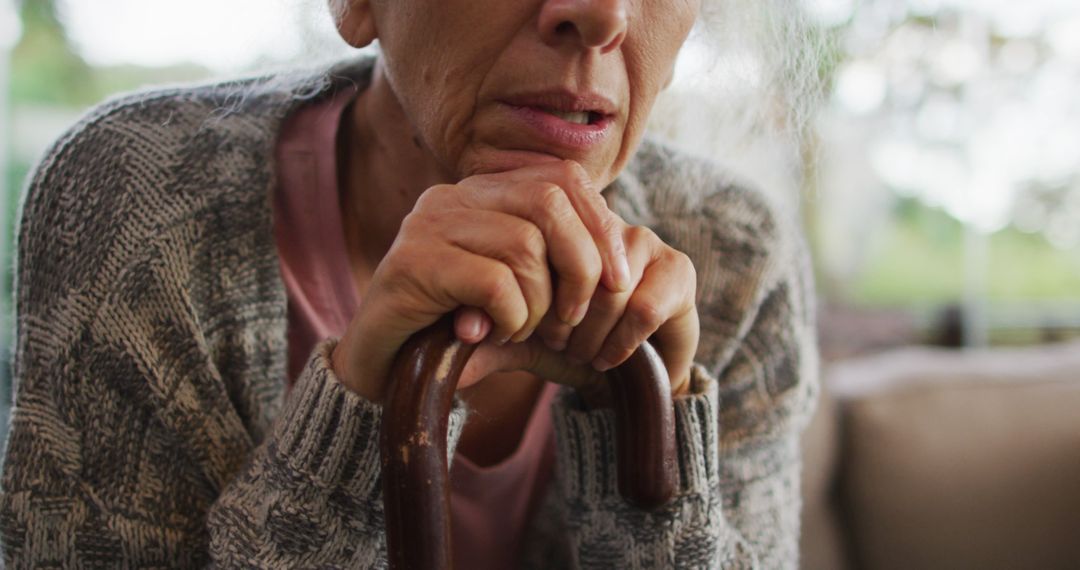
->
[500, 90, 618, 117]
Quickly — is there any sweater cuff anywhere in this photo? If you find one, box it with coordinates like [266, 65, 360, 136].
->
[271, 338, 470, 500]
[551, 363, 720, 504]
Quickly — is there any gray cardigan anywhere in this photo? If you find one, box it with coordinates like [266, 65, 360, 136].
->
[0, 57, 817, 568]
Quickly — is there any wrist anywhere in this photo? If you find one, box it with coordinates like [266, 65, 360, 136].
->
[330, 339, 385, 404]
[575, 376, 614, 409]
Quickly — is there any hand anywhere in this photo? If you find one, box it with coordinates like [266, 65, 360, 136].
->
[455, 219, 700, 406]
[330, 161, 630, 403]
[536, 222, 699, 406]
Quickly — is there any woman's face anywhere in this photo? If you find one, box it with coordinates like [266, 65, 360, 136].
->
[361, 0, 700, 186]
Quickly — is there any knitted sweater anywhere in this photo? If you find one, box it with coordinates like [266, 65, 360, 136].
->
[0, 57, 818, 568]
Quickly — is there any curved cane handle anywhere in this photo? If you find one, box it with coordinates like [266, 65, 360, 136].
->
[380, 315, 678, 570]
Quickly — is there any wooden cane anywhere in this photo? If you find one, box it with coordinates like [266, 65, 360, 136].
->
[380, 314, 678, 570]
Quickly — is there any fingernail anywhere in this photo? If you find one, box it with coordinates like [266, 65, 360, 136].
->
[592, 357, 614, 372]
[613, 254, 632, 292]
[496, 335, 511, 346]
[564, 301, 589, 327]
[463, 315, 482, 340]
[512, 326, 536, 343]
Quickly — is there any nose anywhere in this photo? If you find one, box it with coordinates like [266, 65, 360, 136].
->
[538, 0, 629, 54]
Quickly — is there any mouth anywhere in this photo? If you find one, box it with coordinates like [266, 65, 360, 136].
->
[532, 108, 606, 125]
[492, 89, 618, 155]
[500, 90, 617, 127]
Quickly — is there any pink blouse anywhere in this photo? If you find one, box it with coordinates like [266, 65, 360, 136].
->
[272, 86, 558, 569]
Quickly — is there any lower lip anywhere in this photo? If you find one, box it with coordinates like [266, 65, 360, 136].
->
[502, 104, 612, 151]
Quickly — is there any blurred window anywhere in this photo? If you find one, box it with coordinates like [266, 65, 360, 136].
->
[805, 0, 1080, 353]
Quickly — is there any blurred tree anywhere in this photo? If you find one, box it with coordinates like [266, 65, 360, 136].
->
[10, 0, 98, 106]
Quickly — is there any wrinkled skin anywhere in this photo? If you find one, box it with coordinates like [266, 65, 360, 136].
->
[328, 0, 701, 464]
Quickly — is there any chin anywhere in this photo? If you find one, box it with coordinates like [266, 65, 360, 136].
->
[461, 150, 565, 177]
[461, 149, 616, 183]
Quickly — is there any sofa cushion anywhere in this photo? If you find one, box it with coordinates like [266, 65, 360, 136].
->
[799, 384, 852, 570]
[835, 341, 1080, 570]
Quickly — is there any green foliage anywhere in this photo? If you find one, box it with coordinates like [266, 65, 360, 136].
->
[851, 200, 1080, 305]
[10, 0, 97, 106]
[10, 0, 210, 108]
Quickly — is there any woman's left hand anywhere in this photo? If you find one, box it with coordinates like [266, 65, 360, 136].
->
[550, 222, 699, 403]
[458, 218, 700, 405]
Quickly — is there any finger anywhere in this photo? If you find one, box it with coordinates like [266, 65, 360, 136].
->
[456, 335, 599, 392]
[535, 310, 574, 352]
[424, 244, 530, 344]
[563, 236, 650, 365]
[592, 250, 696, 375]
[512, 161, 631, 293]
[457, 338, 533, 390]
[523, 337, 604, 391]
[340, 239, 525, 401]
[450, 176, 601, 327]
[454, 306, 492, 344]
[438, 209, 553, 342]
[655, 308, 699, 396]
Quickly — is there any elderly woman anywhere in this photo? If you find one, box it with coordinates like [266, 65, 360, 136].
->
[0, 0, 817, 567]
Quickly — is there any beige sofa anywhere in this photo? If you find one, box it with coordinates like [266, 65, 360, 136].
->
[800, 339, 1080, 570]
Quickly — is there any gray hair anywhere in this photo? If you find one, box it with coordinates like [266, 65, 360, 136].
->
[659, 0, 831, 205]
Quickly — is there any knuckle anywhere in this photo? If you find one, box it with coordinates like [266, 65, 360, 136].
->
[414, 184, 451, 210]
[485, 269, 528, 331]
[627, 297, 665, 331]
[663, 248, 698, 285]
[398, 210, 423, 233]
[536, 184, 576, 222]
[482, 268, 517, 307]
[511, 222, 546, 264]
[402, 209, 443, 234]
[559, 160, 591, 186]
[624, 224, 656, 246]
[675, 250, 697, 278]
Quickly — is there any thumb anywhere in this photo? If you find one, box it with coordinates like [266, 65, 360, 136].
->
[454, 306, 493, 344]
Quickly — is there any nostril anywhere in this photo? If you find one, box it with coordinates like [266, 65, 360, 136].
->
[539, 2, 628, 52]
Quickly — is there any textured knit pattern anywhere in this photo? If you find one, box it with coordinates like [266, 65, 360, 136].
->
[0, 57, 818, 568]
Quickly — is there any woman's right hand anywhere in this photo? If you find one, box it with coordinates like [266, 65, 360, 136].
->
[329, 160, 631, 403]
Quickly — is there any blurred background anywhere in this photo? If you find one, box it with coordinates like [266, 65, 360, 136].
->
[1, 0, 1079, 567]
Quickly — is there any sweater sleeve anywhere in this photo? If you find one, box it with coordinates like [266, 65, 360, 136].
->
[1, 314, 468, 568]
[521, 226, 819, 569]
[206, 339, 469, 567]
[1, 307, 469, 568]
[0, 105, 469, 567]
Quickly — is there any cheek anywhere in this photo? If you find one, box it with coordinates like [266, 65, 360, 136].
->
[624, 5, 700, 126]
[638, 1, 699, 85]
[608, 2, 698, 178]
[378, 10, 519, 174]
